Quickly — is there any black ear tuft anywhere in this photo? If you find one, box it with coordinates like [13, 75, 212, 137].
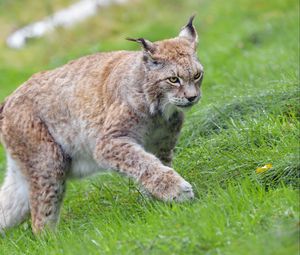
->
[178, 15, 198, 47]
[186, 15, 196, 37]
[126, 37, 156, 54]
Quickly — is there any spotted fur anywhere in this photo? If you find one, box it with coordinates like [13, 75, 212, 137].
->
[0, 16, 204, 233]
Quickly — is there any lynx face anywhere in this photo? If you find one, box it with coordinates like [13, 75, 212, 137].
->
[148, 38, 204, 108]
[128, 16, 204, 112]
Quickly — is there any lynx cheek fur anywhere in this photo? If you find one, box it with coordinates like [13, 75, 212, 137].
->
[0, 16, 204, 233]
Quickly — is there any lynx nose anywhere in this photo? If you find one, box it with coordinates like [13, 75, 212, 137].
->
[187, 96, 197, 102]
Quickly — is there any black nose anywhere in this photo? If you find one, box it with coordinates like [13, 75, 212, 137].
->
[187, 96, 197, 102]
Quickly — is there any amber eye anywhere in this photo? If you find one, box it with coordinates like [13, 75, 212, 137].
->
[194, 72, 203, 80]
[168, 77, 180, 84]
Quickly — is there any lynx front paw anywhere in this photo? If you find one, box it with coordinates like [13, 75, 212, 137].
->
[140, 167, 194, 202]
[174, 179, 194, 202]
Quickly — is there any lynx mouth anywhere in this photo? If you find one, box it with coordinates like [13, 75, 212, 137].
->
[175, 103, 194, 108]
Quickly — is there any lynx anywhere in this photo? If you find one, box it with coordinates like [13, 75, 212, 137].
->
[0, 16, 204, 233]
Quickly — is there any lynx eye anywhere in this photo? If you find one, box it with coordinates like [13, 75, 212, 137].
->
[167, 77, 180, 84]
[194, 72, 203, 80]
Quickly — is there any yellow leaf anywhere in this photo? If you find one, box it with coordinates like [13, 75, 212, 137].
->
[256, 164, 273, 174]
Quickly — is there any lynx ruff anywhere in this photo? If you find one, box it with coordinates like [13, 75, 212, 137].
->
[0, 16, 204, 233]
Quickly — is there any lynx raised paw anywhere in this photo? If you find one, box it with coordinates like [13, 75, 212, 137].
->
[141, 167, 194, 202]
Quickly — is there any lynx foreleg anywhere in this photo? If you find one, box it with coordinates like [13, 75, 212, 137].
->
[157, 110, 184, 166]
[95, 137, 194, 202]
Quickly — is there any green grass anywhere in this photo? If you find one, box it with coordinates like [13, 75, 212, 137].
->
[0, 0, 299, 254]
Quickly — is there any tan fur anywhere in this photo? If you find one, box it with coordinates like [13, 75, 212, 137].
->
[0, 17, 204, 233]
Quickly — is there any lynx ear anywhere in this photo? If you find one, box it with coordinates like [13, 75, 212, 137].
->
[127, 37, 159, 64]
[126, 37, 156, 55]
[178, 15, 198, 47]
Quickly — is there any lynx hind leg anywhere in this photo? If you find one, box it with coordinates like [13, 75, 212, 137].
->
[2, 115, 69, 234]
[0, 154, 30, 231]
[29, 172, 66, 234]
[25, 129, 69, 233]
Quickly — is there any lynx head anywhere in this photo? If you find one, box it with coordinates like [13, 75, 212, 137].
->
[128, 15, 204, 114]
